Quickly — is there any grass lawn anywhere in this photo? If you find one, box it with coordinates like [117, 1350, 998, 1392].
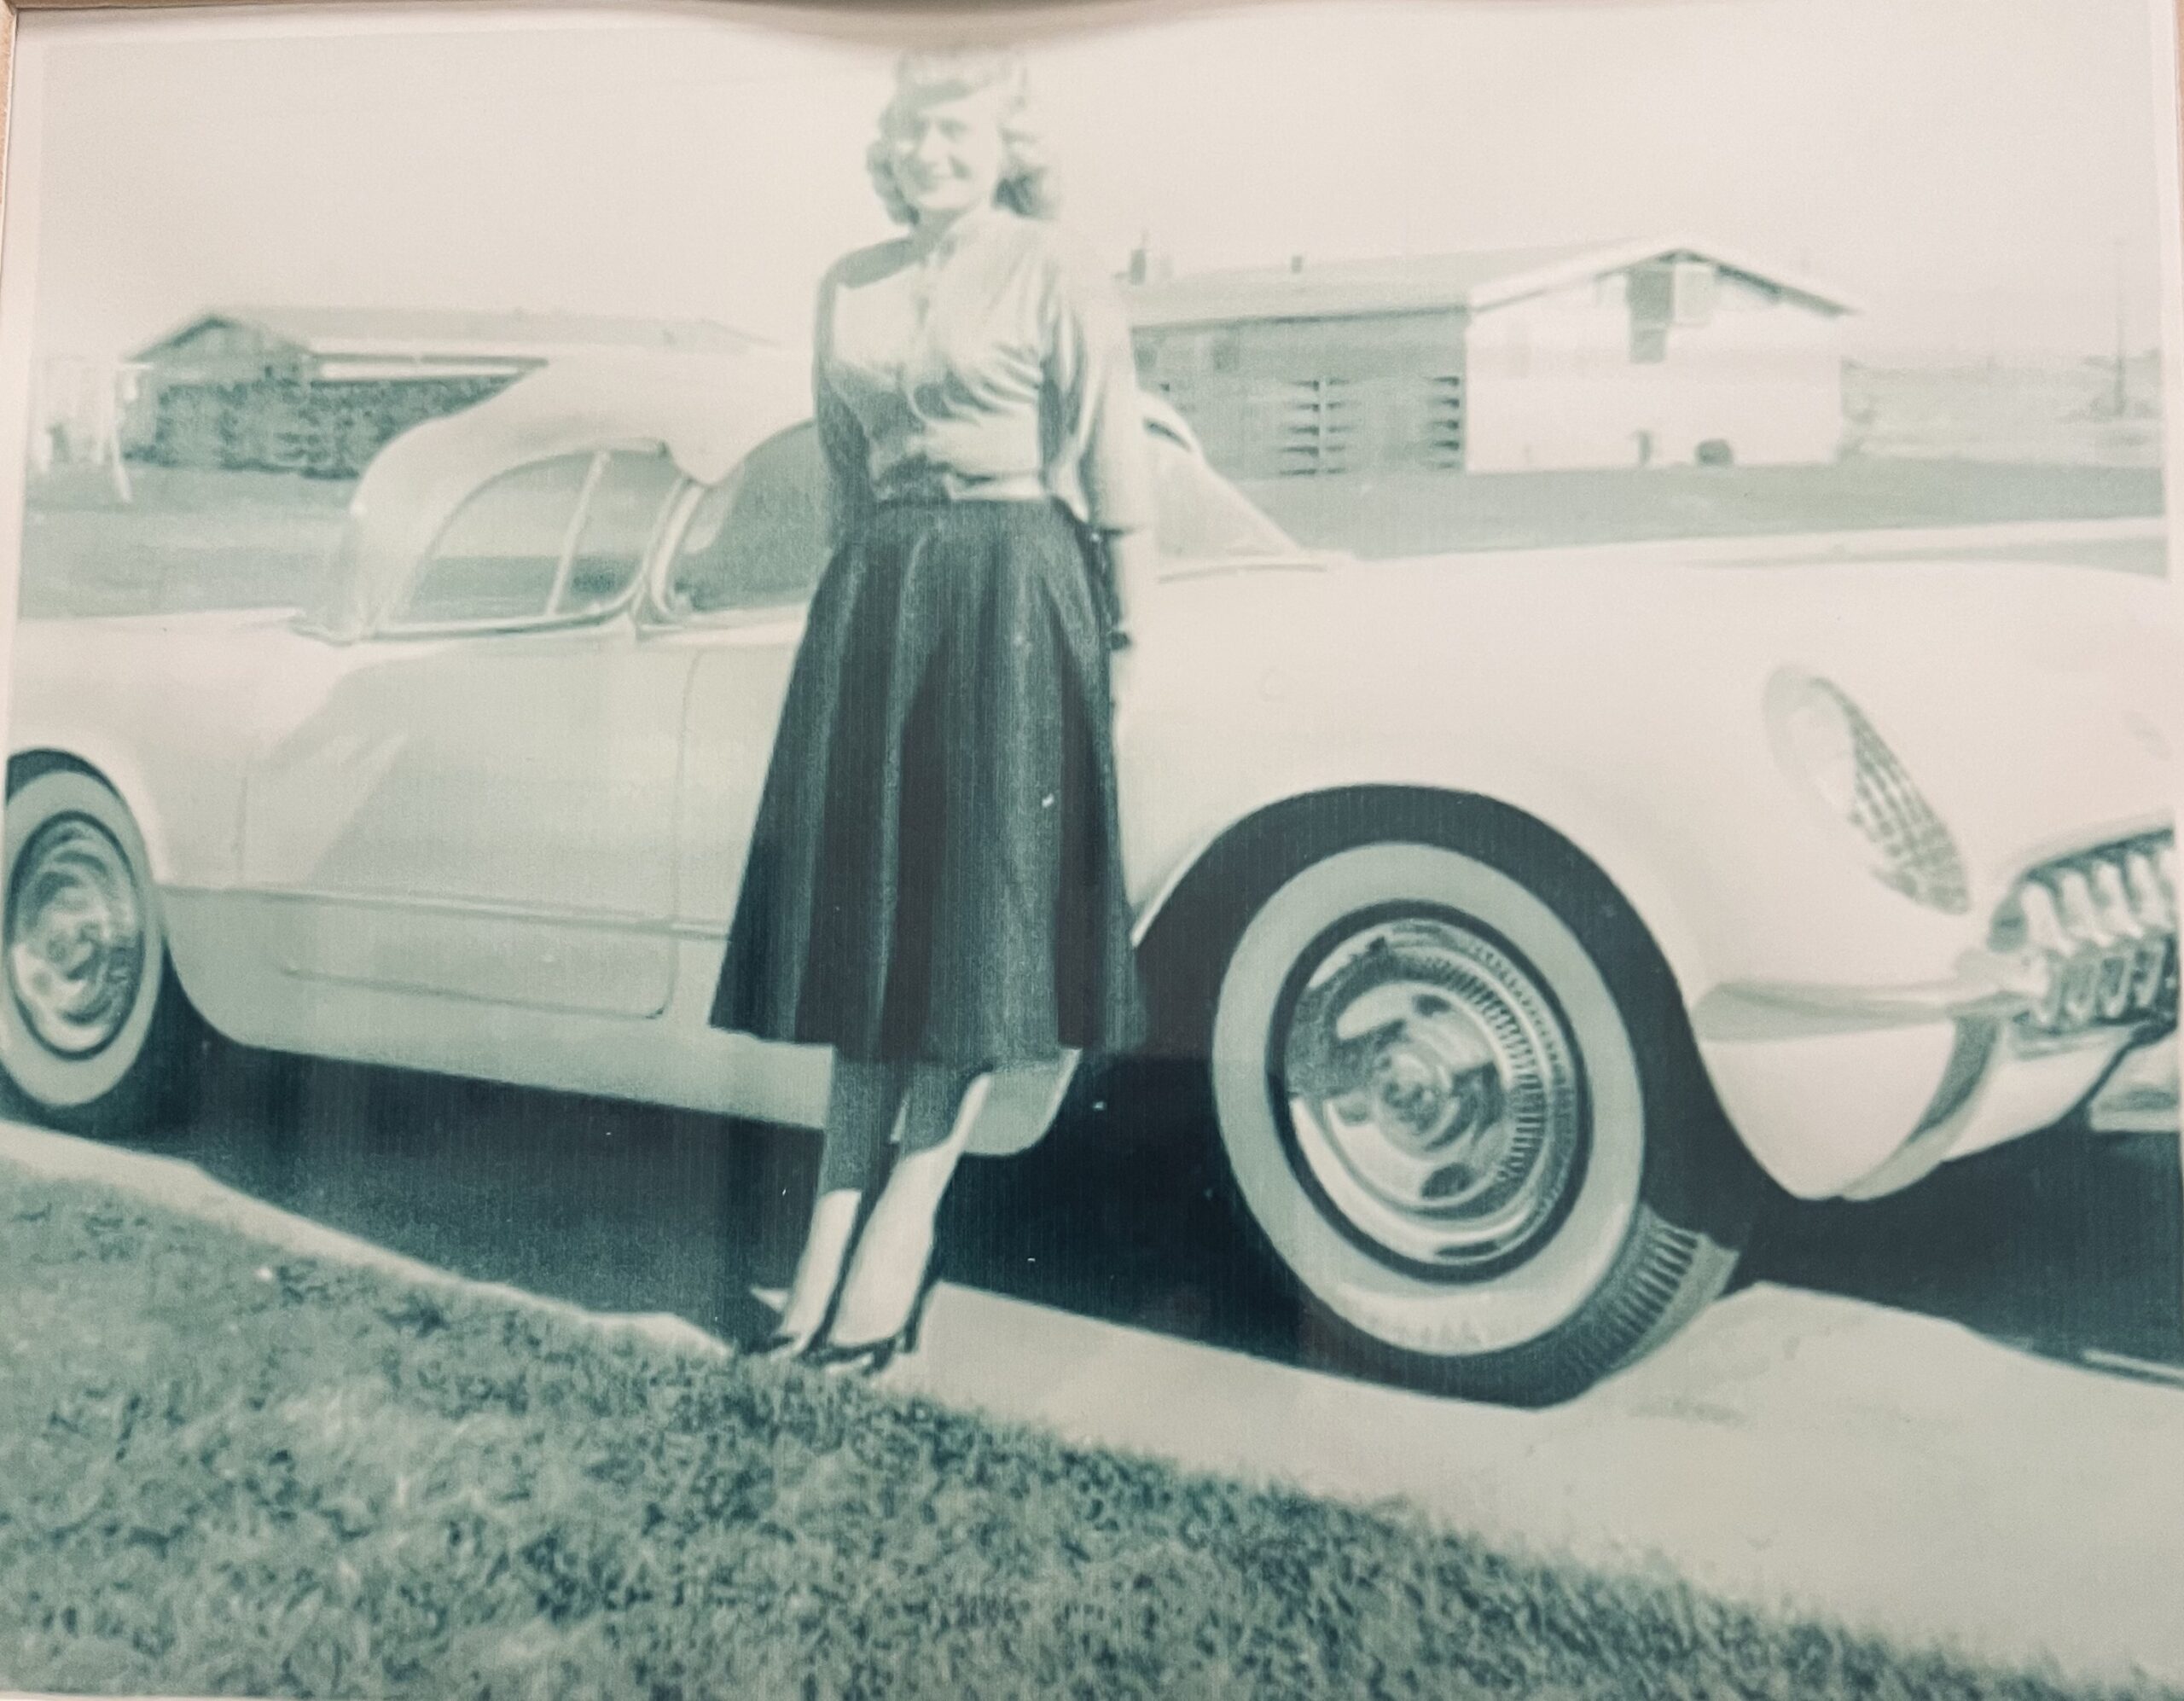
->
[1244, 458, 2164, 560]
[2, 1164, 2175, 1701]
[17, 467, 355, 620]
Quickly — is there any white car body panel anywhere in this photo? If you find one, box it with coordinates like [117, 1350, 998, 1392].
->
[8, 353, 2174, 1199]
[240, 623, 696, 1017]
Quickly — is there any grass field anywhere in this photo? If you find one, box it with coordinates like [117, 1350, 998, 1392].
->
[18, 466, 354, 620]
[1844, 358, 2165, 467]
[1245, 456, 2164, 559]
[3, 1163, 2175, 1701]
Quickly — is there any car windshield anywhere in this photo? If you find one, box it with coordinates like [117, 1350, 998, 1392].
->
[663, 427, 832, 617]
[659, 422, 1298, 621]
[1145, 431, 1299, 561]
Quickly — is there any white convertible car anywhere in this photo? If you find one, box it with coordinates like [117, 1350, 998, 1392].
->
[4, 347, 2176, 1403]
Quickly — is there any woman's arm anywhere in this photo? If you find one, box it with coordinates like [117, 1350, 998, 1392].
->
[811, 269, 871, 555]
[1044, 235, 1159, 596]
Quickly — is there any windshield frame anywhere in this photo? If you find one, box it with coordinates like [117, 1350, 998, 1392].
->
[637, 456, 824, 632]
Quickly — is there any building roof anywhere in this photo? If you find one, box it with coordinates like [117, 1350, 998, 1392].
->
[1122, 236, 1859, 329]
[132, 307, 772, 365]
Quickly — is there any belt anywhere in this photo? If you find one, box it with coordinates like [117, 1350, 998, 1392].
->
[872, 468, 1053, 507]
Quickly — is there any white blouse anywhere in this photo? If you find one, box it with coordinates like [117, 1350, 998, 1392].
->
[811, 205, 1157, 551]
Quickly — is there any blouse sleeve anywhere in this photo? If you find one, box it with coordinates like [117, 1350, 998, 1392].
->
[810, 268, 872, 555]
[1043, 235, 1157, 537]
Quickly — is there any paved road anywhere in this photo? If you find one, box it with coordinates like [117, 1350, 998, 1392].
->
[61, 1036, 2184, 1686]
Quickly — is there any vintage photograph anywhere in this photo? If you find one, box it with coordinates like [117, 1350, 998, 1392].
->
[0, 0, 2179, 1693]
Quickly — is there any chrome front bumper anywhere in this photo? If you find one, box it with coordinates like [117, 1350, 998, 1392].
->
[1696, 827, 2179, 1043]
[1692, 826, 2177, 1199]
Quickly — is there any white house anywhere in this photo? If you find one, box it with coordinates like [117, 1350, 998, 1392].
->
[1124, 237, 1858, 476]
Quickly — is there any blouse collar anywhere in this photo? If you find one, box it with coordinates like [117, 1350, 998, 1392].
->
[909, 200, 1012, 264]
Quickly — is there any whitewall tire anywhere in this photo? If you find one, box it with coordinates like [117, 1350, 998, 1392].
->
[0, 768, 200, 1137]
[1207, 829, 1754, 1404]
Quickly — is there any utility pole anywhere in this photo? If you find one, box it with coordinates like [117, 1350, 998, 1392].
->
[2112, 235, 2129, 417]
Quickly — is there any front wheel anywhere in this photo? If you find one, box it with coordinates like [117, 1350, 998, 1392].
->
[0, 767, 202, 1138]
[1208, 830, 1757, 1405]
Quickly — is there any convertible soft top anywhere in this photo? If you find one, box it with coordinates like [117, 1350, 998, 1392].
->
[305, 348, 815, 640]
[302, 345, 1221, 641]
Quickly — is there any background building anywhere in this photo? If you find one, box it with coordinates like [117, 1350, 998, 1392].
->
[1124, 238, 1856, 477]
[122, 308, 764, 477]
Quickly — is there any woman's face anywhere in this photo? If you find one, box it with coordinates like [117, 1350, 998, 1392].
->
[886, 85, 1010, 222]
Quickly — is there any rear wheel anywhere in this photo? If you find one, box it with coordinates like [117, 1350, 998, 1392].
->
[0, 767, 201, 1138]
[1201, 812, 1757, 1405]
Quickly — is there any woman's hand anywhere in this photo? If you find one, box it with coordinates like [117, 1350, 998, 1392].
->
[1106, 616, 1137, 722]
[1099, 527, 1159, 649]
[1098, 529, 1155, 724]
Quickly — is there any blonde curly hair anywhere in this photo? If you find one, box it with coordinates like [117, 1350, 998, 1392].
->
[866, 48, 1060, 225]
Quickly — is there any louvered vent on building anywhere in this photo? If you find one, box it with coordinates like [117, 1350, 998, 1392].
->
[1426, 374, 1465, 468]
[1278, 376, 1355, 476]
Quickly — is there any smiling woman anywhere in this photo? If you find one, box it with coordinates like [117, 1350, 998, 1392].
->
[707, 45, 1162, 1373]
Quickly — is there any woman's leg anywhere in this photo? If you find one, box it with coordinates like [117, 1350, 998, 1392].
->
[773, 1055, 909, 1345]
[823, 1062, 991, 1347]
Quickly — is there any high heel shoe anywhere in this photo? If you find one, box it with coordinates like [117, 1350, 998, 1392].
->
[802, 1334, 904, 1377]
[899, 1263, 942, 1356]
[747, 1325, 820, 1363]
[804, 1267, 943, 1378]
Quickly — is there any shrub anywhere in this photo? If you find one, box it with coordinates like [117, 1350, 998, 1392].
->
[134, 375, 520, 479]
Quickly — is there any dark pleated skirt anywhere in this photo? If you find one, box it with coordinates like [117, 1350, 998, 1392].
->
[708, 496, 1147, 1069]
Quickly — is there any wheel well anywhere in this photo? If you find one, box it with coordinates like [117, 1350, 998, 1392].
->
[0, 750, 207, 1132]
[4, 749, 170, 902]
[3, 745, 203, 1030]
[1135, 786, 1687, 1058]
[6, 750, 111, 799]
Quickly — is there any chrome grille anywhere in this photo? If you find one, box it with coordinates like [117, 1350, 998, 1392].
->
[2000, 830, 2177, 1036]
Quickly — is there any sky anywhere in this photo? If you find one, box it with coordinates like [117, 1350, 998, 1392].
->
[8, 0, 2178, 367]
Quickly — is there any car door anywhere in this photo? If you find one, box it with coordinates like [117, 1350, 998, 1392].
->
[659, 424, 832, 936]
[241, 443, 698, 1018]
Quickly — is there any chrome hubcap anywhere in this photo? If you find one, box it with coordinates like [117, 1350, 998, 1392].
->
[7, 817, 146, 1058]
[1279, 914, 1586, 1273]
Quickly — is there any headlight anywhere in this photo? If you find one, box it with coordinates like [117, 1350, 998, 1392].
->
[1765, 670, 1971, 914]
